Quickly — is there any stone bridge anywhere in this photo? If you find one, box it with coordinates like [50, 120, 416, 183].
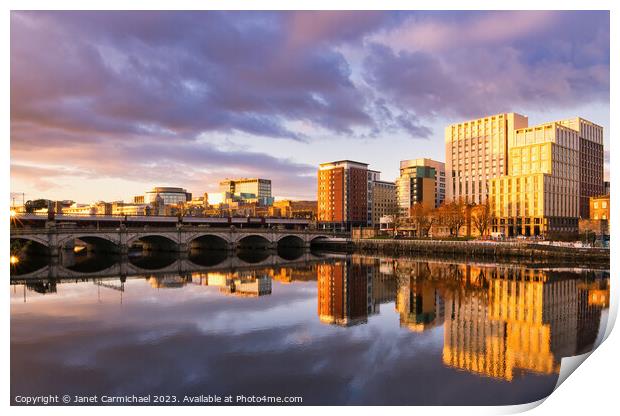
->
[10, 225, 335, 256]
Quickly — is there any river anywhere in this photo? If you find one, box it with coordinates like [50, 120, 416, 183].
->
[10, 250, 609, 405]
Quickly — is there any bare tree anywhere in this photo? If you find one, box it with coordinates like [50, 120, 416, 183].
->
[410, 203, 435, 237]
[471, 201, 493, 237]
[442, 200, 467, 237]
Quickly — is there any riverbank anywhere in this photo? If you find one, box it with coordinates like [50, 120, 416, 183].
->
[316, 238, 610, 268]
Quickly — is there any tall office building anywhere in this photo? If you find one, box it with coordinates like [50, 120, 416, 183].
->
[397, 159, 445, 215]
[219, 178, 273, 206]
[445, 113, 529, 204]
[557, 117, 604, 219]
[489, 122, 580, 236]
[399, 159, 446, 209]
[318, 160, 370, 230]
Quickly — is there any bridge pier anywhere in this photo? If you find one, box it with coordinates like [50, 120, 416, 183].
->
[48, 244, 60, 258]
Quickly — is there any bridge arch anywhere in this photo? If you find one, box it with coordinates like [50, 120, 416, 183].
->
[11, 235, 49, 248]
[309, 235, 331, 244]
[127, 233, 180, 252]
[187, 233, 230, 250]
[62, 235, 120, 253]
[11, 236, 52, 261]
[236, 234, 272, 249]
[276, 234, 305, 248]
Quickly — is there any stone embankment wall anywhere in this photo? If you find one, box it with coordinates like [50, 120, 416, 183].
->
[317, 239, 610, 267]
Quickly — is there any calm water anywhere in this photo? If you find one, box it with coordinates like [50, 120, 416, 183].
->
[10, 250, 610, 405]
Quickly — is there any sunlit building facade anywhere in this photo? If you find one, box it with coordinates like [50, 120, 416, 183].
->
[145, 186, 192, 205]
[557, 117, 605, 219]
[590, 195, 610, 221]
[219, 178, 273, 206]
[398, 158, 446, 210]
[489, 122, 580, 236]
[446, 113, 529, 205]
[397, 164, 437, 215]
[317, 160, 370, 230]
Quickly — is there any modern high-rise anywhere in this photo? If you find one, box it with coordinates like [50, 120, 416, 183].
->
[399, 159, 446, 208]
[397, 159, 445, 215]
[489, 122, 581, 236]
[219, 178, 273, 206]
[317, 160, 370, 230]
[556, 117, 605, 218]
[446, 113, 529, 204]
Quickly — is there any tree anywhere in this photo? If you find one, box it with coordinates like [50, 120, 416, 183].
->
[471, 201, 493, 237]
[442, 200, 467, 237]
[410, 203, 435, 237]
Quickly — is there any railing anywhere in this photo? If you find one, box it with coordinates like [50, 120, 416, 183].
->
[10, 225, 333, 235]
[13, 212, 312, 221]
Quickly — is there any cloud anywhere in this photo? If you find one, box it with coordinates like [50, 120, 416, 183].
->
[10, 11, 609, 201]
[373, 11, 560, 53]
[363, 11, 609, 120]
[11, 136, 317, 199]
[11, 11, 375, 142]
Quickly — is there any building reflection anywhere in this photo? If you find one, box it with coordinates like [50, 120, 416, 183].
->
[25, 280, 57, 294]
[192, 271, 272, 297]
[269, 265, 318, 284]
[317, 259, 375, 327]
[148, 274, 192, 289]
[312, 257, 608, 381]
[442, 266, 607, 381]
[396, 263, 444, 332]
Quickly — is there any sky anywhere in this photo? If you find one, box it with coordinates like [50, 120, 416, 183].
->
[10, 10, 610, 205]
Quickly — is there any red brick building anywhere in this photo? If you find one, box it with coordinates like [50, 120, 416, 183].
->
[318, 160, 370, 230]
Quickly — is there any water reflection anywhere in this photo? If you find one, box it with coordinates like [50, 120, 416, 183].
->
[10, 252, 609, 405]
[129, 250, 178, 270]
[193, 271, 272, 296]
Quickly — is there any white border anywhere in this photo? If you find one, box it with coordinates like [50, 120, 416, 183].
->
[3, 1, 617, 415]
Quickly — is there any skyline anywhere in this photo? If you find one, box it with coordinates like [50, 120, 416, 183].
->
[10, 10, 610, 204]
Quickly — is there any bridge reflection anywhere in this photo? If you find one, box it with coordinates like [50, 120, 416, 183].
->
[10, 249, 337, 281]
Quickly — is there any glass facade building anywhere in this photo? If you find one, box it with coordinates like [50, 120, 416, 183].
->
[145, 187, 192, 205]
